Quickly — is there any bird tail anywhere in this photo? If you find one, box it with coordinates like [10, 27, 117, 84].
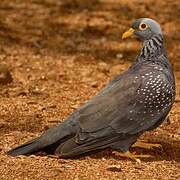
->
[7, 137, 42, 156]
[7, 122, 74, 156]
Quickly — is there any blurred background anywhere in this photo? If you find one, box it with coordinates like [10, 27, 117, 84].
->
[0, 0, 179, 66]
[0, 0, 179, 179]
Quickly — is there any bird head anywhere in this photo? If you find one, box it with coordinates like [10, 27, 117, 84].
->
[122, 18, 162, 40]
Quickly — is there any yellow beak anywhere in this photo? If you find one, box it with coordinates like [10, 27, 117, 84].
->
[122, 28, 135, 39]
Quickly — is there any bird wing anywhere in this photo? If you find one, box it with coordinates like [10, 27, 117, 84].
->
[73, 63, 172, 144]
[77, 73, 140, 133]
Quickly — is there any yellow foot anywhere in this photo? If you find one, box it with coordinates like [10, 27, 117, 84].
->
[112, 151, 153, 162]
[132, 141, 162, 150]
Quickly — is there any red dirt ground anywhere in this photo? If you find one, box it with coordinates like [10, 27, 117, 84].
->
[0, 0, 179, 179]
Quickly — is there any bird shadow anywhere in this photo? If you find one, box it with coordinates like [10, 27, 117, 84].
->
[41, 138, 180, 163]
[11, 133, 179, 164]
[88, 140, 180, 163]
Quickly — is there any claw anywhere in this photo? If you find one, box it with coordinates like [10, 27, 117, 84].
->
[132, 141, 162, 150]
[112, 151, 153, 162]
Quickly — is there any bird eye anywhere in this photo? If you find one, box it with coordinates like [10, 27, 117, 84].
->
[139, 23, 148, 30]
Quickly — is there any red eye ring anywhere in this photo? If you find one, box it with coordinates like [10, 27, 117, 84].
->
[139, 23, 148, 30]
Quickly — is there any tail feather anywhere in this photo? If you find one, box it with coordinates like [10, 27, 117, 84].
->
[7, 121, 75, 156]
[7, 138, 41, 156]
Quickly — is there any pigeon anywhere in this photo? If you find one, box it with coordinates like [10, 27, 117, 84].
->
[7, 18, 176, 161]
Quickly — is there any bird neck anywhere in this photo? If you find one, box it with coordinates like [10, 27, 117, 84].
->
[137, 34, 164, 62]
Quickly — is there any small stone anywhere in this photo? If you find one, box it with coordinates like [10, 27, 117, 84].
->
[0, 64, 13, 85]
[107, 165, 122, 172]
[116, 53, 123, 59]
[97, 62, 109, 73]
[71, 104, 79, 109]
[91, 81, 98, 88]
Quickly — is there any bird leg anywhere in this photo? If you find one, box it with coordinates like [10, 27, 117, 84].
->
[132, 141, 162, 150]
[112, 151, 153, 162]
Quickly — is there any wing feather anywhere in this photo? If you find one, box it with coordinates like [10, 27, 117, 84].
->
[72, 63, 173, 144]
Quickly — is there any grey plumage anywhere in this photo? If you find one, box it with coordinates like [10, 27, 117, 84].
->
[7, 18, 176, 158]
